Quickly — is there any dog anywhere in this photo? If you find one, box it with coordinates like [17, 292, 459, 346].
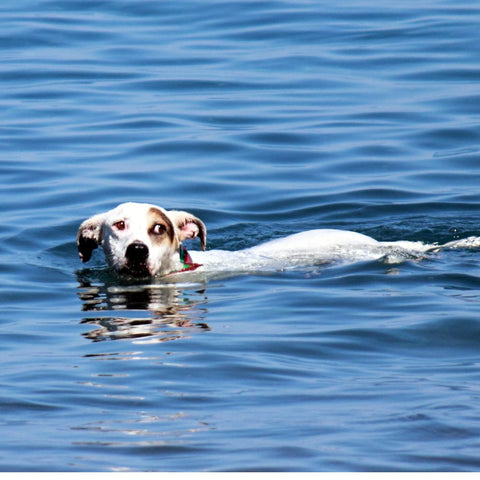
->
[77, 202, 207, 277]
[78, 202, 480, 279]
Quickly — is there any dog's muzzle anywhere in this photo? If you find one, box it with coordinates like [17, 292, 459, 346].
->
[124, 241, 150, 276]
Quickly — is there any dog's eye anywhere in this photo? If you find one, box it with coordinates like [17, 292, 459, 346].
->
[152, 223, 166, 235]
[113, 220, 126, 231]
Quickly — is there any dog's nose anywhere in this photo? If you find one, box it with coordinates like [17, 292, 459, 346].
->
[125, 241, 149, 262]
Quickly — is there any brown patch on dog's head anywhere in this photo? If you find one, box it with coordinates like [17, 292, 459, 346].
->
[147, 207, 176, 246]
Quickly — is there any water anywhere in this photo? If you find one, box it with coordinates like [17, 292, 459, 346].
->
[2, 0, 480, 471]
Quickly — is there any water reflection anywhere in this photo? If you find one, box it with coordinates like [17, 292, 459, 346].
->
[77, 270, 210, 343]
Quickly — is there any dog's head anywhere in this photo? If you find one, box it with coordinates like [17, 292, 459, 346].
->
[77, 202, 206, 277]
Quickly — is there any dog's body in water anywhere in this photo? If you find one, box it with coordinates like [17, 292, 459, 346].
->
[77, 202, 479, 281]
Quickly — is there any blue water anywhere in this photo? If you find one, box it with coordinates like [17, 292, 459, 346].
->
[2, 0, 480, 472]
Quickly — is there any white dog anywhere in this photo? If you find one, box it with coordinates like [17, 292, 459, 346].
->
[77, 202, 207, 277]
[77, 202, 479, 279]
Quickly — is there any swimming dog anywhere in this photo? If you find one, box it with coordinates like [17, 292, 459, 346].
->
[77, 202, 206, 277]
[77, 202, 479, 279]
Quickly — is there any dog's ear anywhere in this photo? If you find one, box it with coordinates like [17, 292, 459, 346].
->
[168, 210, 207, 251]
[77, 213, 105, 262]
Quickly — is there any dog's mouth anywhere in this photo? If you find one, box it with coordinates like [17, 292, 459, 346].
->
[119, 262, 151, 278]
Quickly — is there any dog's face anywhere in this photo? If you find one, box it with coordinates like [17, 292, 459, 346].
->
[77, 202, 206, 277]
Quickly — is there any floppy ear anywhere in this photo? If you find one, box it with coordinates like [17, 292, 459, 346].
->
[168, 210, 207, 251]
[77, 213, 106, 262]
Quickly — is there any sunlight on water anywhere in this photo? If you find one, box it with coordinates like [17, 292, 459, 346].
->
[1, 0, 480, 472]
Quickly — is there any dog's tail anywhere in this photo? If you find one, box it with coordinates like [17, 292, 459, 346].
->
[431, 236, 480, 252]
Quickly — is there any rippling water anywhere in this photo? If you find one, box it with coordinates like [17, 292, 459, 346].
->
[2, 0, 480, 472]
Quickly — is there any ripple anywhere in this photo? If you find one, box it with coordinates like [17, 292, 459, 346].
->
[2, 0, 480, 472]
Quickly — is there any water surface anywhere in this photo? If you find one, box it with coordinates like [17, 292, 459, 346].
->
[2, 0, 480, 471]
